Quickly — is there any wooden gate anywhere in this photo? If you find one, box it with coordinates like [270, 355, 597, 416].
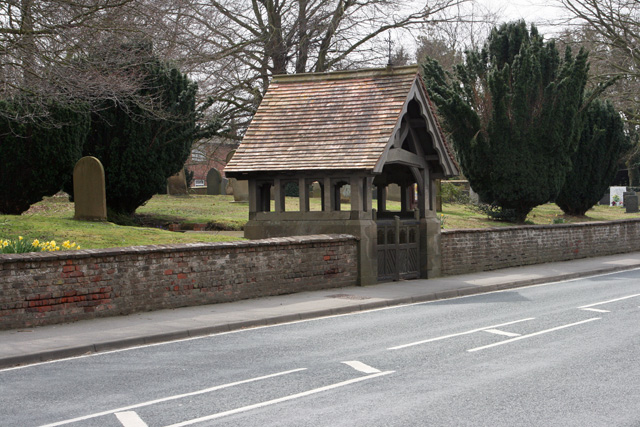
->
[376, 217, 420, 282]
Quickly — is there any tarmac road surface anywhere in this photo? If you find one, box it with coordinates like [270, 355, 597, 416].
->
[1, 267, 639, 426]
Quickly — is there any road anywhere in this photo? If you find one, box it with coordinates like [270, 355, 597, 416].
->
[2, 269, 640, 426]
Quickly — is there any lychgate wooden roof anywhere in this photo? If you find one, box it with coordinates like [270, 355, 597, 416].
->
[225, 65, 457, 176]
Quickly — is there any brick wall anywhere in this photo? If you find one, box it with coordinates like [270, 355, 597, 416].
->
[0, 234, 358, 330]
[441, 219, 640, 275]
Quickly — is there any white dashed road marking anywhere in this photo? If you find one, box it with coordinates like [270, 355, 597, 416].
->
[387, 318, 535, 350]
[467, 318, 601, 352]
[163, 371, 395, 427]
[580, 308, 611, 313]
[39, 368, 306, 427]
[579, 293, 640, 311]
[342, 361, 382, 374]
[483, 329, 521, 337]
[115, 411, 148, 427]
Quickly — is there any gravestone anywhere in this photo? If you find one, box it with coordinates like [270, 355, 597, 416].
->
[610, 186, 626, 206]
[230, 178, 249, 202]
[167, 169, 188, 195]
[625, 192, 639, 213]
[73, 156, 107, 221]
[206, 168, 223, 195]
[310, 181, 322, 198]
[387, 183, 401, 202]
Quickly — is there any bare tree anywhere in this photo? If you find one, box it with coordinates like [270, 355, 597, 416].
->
[148, 0, 468, 136]
[560, 0, 640, 123]
[0, 0, 470, 132]
[0, 0, 163, 122]
[415, 2, 499, 72]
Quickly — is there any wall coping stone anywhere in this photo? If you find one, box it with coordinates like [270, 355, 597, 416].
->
[0, 233, 358, 265]
[441, 217, 640, 235]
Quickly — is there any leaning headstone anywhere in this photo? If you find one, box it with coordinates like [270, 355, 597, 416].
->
[206, 168, 223, 195]
[73, 156, 107, 221]
[167, 169, 188, 195]
[626, 193, 639, 213]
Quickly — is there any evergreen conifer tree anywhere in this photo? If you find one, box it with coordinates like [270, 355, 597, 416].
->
[556, 99, 629, 216]
[422, 21, 589, 222]
[0, 100, 89, 214]
[74, 43, 198, 217]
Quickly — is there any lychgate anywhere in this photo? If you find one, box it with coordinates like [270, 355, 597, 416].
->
[225, 65, 459, 285]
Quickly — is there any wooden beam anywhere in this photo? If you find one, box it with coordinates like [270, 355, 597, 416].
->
[386, 148, 429, 169]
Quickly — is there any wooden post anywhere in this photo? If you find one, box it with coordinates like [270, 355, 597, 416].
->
[363, 177, 373, 212]
[248, 180, 257, 213]
[299, 178, 309, 212]
[274, 178, 284, 213]
[377, 186, 387, 212]
[323, 177, 333, 211]
[350, 176, 363, 213]
[401, 184, 408, 212]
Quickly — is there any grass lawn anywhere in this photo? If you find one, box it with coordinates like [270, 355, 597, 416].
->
[0, 194, 245, 250]
[441, 202, 640, 229]
[2, 193, 639, 250]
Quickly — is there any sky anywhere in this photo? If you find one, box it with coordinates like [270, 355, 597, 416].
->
[476, 0, 572, 31]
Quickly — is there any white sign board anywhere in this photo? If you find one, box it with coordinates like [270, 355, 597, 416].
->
[610, 186, 627, 206]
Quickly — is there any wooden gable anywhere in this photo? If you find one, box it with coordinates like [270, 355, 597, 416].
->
[225, 65, 458, 177]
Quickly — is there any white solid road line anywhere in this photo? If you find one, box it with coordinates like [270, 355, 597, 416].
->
[483, 329, 521, 337]
[467, 318, 601, 352]
[579, 293, 640, 309]
[115, 411, 148, 427]
[342, 361, 382, 374]
[163, 370, 395, 427]
[387, 318, 535, 350]
[38, 368, 307, 427]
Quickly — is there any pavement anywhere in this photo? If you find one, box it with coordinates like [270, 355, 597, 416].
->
[2, 252, 640, 369]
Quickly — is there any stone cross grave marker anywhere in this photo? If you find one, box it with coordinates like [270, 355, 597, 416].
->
[73, 156, 107, 221]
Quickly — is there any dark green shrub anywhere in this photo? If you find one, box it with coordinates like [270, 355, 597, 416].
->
[285, 182, 299, 197]
[472, 203, 519, 223]
[0, 100, 89, 214]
